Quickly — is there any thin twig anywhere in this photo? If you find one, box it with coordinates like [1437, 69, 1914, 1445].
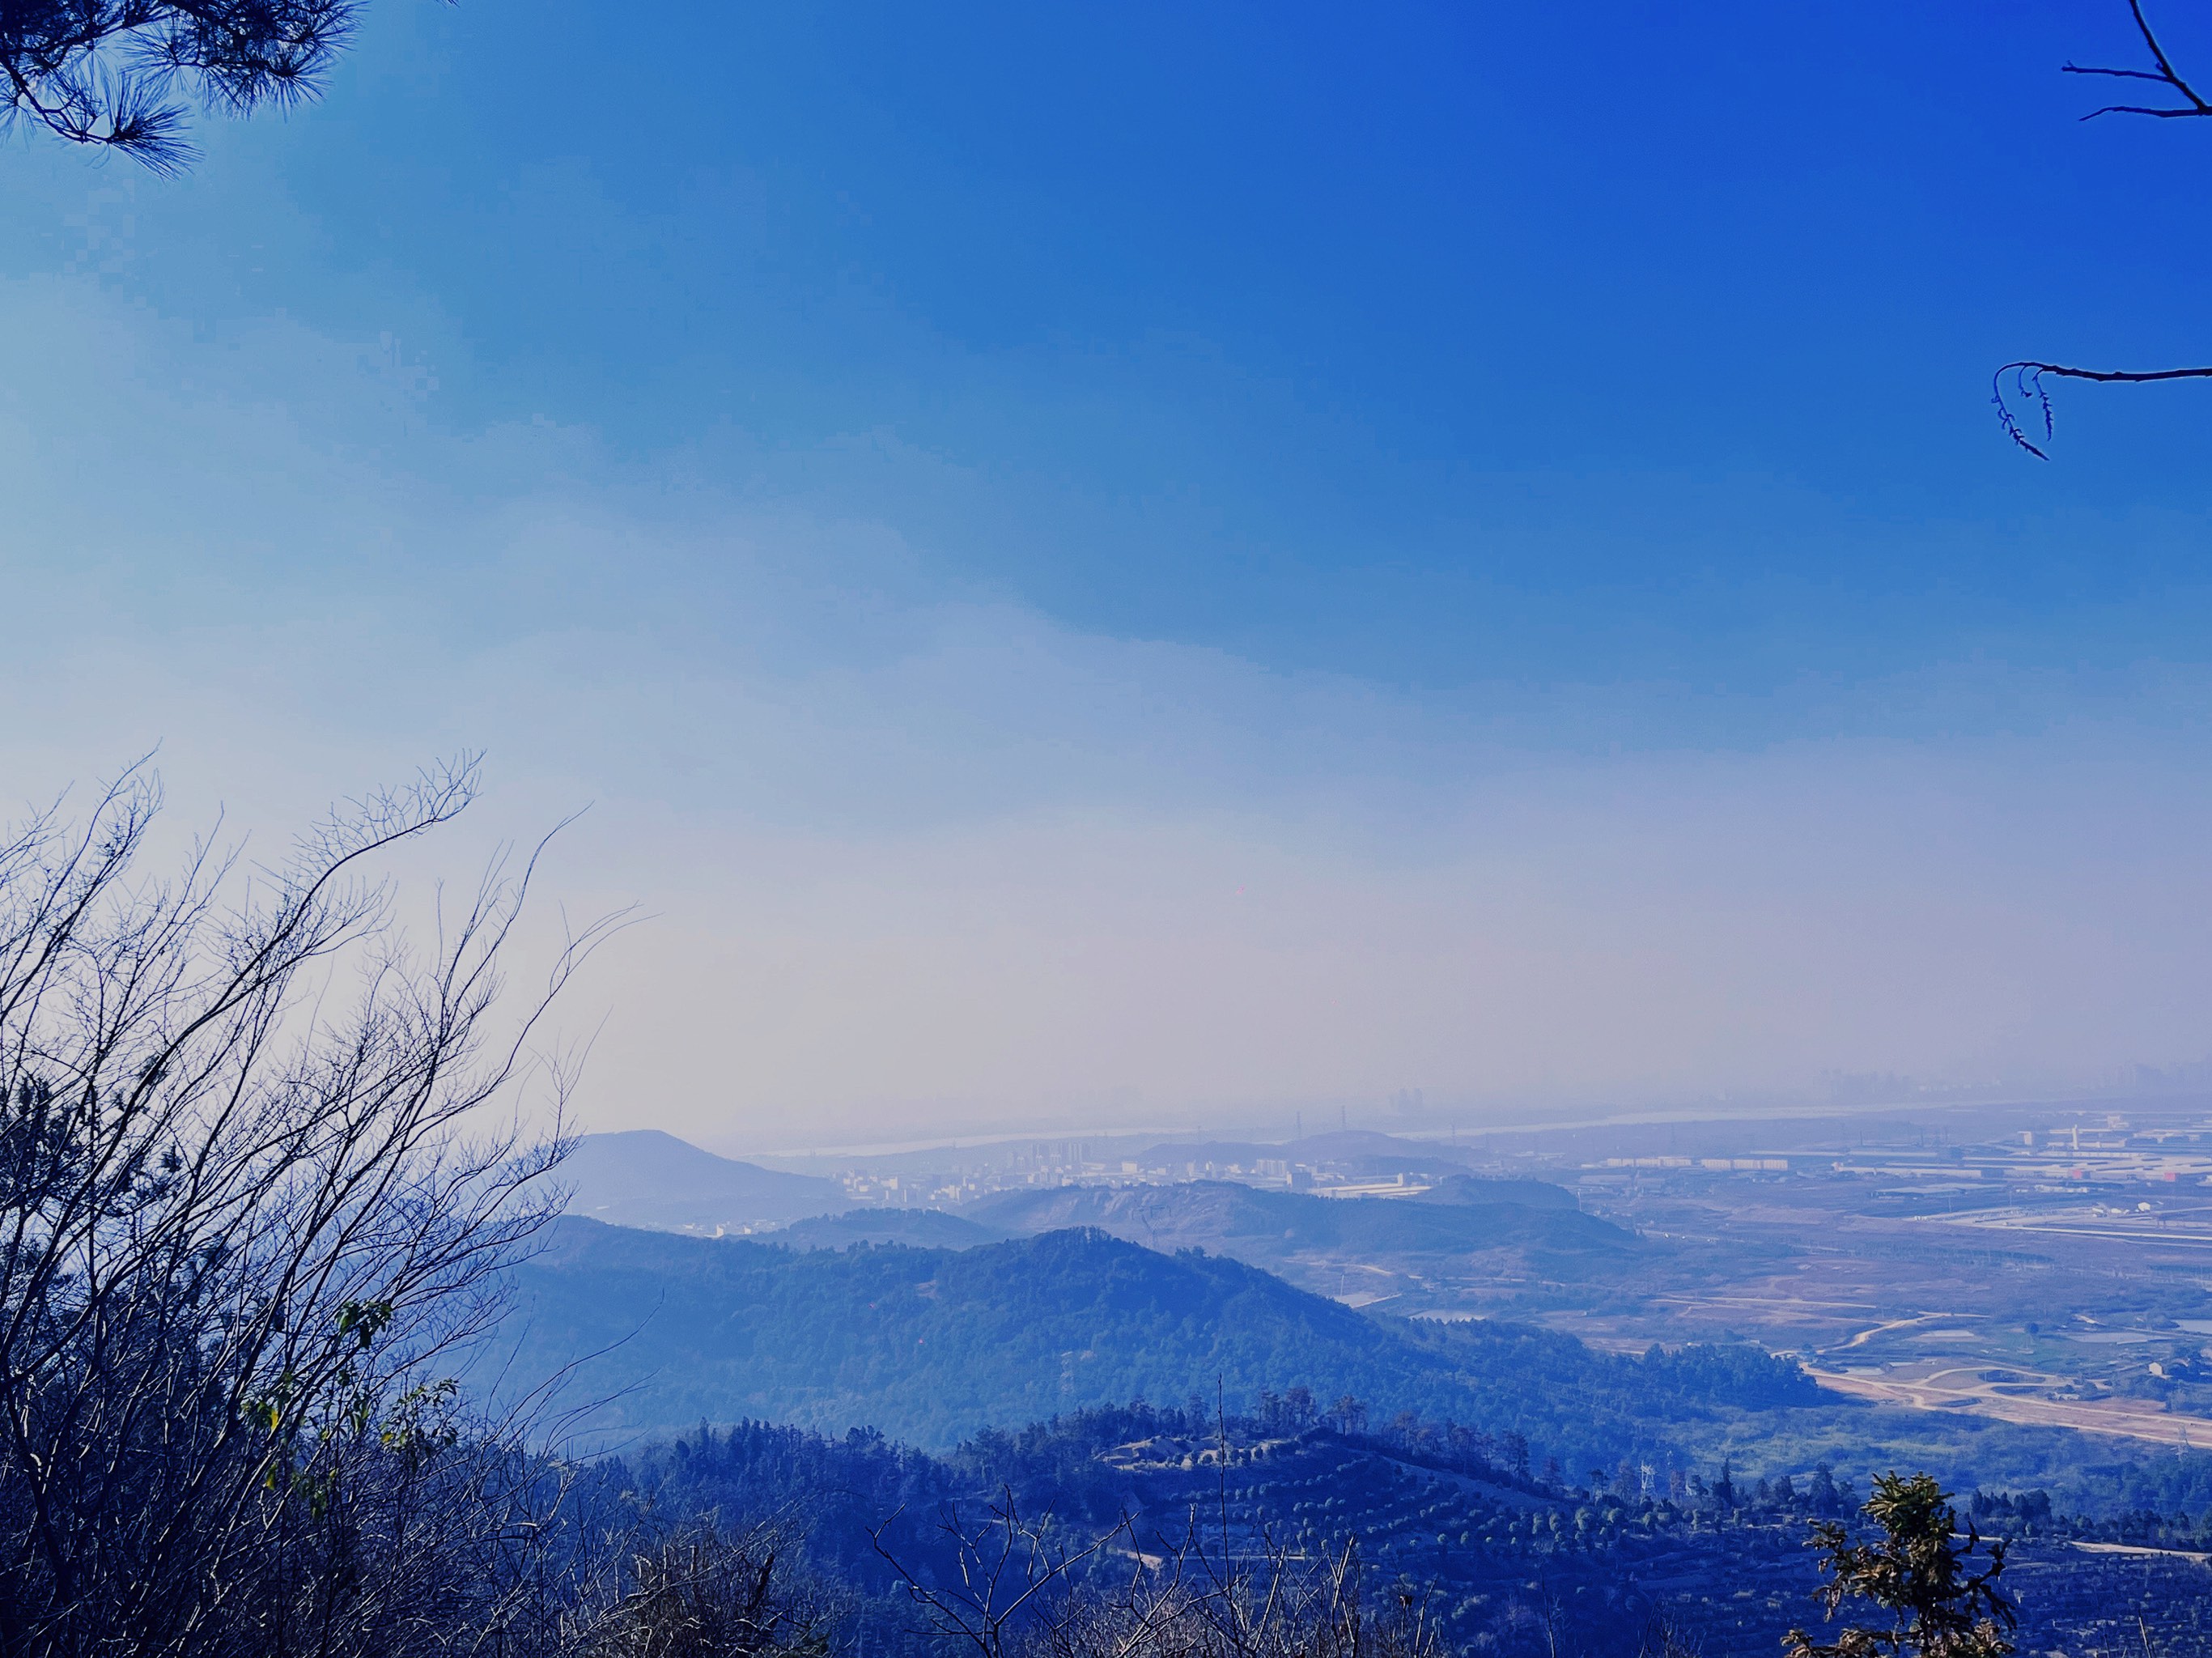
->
[2064, 0, 2212, 118]
[1992, 359, 2212, 457]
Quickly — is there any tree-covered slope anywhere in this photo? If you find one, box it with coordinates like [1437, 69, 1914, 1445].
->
[776, 1208, 1008, 1250]
[490, 1219, 1804, 1465]
[604, 1411, 2212, 1658]
[964, 1179, 1628, 1261]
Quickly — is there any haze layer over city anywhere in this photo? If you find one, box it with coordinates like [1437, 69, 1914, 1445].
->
[14, 2, 2212, 1150]
[10, 2, 2212, 1654]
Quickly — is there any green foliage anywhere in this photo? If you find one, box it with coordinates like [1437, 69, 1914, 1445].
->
[1786, 1473, 2015, 1658]
[240, 1298, 461, 1513]
[338, 1297, 395, 1350]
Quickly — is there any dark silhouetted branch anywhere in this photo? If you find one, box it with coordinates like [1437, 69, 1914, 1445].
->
[1993, 359, 2212, 457]
[2063, 0, 2212, 118]
[1, 0, 363, 171]
[1996, 3, 2212, 454]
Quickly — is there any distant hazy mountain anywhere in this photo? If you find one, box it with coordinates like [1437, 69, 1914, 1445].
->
[484, 1218, 1812, 1460]
[559, 1129, 850, 1233]
[1132, 1131, 1560, 1185]
[1412, 1171, 1577, 1210]
[964, 1179, 1621, 1263]
[776, 1209, 1007, 1250]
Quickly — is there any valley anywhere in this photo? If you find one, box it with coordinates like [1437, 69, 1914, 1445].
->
[529, 1099, 2212, 1647]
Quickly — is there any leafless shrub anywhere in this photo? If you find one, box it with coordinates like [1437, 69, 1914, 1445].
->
[0, 757, 620, 1658]
[1634, 1612, 1705, 1658]
[569, 1518, 836, 1658]
[877, 1489, 1443, 1658]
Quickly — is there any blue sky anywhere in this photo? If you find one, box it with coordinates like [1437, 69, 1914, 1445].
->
[7, 2, 2212, 1145]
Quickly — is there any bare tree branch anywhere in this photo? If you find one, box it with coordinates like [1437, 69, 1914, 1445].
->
[0, 757, 635, 1658]
[1993, 359, 2212, 457]
[1996, 4, 2212, 454]
[2063, 0, 2212, 118]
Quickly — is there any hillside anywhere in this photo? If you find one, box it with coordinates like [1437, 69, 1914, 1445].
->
[488, 1218, 1803, 1462]
[1136, 1130, 1492, 1180]
[560, 1129, 850, 1232]
[964, 1179, 1626, 1264]
[604, 1412, 2212, 1658]
[1412, 1171, 1577, 1209]
[777, 1209, 1007, 1250]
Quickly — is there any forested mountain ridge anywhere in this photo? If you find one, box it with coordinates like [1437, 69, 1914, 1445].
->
[779, 1208, 1008, 1249]
[965, 1178, 1625, 1262]
[492, 1218, 1804, 1464]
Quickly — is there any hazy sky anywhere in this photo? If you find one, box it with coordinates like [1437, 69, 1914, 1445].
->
[9, 1, 2212, 1149]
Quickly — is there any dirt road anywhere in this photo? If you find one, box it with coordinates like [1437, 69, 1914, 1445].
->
[1807, 1367, 2212, 1448]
